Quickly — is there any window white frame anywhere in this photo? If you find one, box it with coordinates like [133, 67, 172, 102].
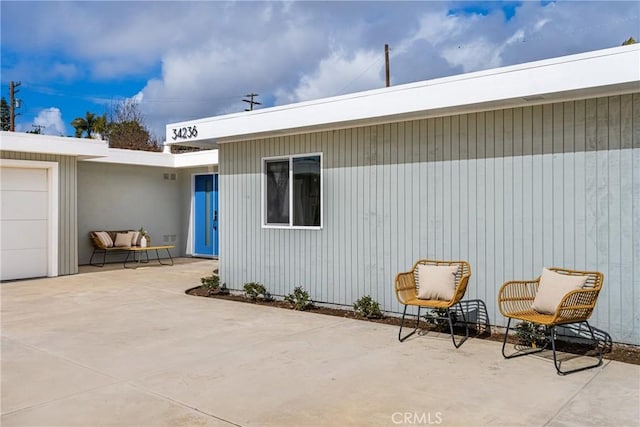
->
[261, 152, 323, 229]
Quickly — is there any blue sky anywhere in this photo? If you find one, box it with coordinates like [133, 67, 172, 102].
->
[1, 1, 638, 141]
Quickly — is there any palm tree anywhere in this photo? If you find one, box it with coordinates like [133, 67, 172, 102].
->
[71, 112, 98, 138]
[93, 114, 108, 140]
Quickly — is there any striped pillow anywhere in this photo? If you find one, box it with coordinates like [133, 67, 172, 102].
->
[94, 231, 113, 248]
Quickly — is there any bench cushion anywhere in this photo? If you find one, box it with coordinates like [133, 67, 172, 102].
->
[114, 232, 133, 248]
[90, 230, 151, 249]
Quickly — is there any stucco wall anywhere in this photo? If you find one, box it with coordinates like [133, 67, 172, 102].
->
[77, 162, 218, 265]
[219, 93, 640, 345]
[77, 162, 185, 265]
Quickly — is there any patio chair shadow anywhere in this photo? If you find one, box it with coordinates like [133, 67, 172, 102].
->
[454, 299, 492, 338]
[554, 323, 613, 354]
[420, 299, 491, 338]
[502, 319, 612, 369]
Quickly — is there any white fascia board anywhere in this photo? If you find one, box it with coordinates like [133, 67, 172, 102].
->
[83, 148, 175, 167]
[0, 132, 217, 168]
[166, 44, 640, 145]
[82, 147, 218, 168]
[173, 150, 218, 168]
[0, 131, 109, 158]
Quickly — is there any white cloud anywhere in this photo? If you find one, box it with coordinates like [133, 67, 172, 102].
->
[275, 49, 384, 105]
[408, 11, 468, 50]
[33, 108, 66, 136]
[534, 18, 551, 32]
[442, 39, 503, 73]
[137, 3, 332, 135]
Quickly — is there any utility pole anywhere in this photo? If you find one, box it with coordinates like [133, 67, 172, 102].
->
[31, 124, 45, 134]
[385, 44, 390, 87]
[242, 93, 261, 111]
[9, 81, 21, 132]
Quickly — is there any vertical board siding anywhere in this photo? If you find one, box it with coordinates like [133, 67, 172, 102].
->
[1, 151, 78, 276]
[220, 93, 640, 345]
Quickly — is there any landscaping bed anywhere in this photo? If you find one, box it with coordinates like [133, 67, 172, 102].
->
[186, 280, 640, 366]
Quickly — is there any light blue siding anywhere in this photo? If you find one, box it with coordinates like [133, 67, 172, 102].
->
[220, 93, 640, 345]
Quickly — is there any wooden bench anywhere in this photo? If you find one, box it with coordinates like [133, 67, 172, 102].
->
[122, 245, 175, 269]
[88, 231, 175, 269]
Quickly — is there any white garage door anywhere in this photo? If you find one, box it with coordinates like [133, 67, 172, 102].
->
[1, 167, 49, 281]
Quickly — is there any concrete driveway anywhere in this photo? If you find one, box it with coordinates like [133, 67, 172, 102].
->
[2, 259, 639, 426]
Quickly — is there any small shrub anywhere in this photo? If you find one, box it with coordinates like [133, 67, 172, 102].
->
[353, 295, 383, 319]
[284, 286, 312, 310]
[201, 272, 220, 292]
[515, 321, 548, 348]
[243, 282, 267, 300]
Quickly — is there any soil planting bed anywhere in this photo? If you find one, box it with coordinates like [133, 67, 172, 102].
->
[186, 285, 640, 366]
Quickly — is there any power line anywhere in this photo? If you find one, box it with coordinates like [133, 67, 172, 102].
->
[335, 55, 384, 96]
[12, 82, 249, 104]
[242, 93, 261, 111]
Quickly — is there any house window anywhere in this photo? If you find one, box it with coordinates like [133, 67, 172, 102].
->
[263, 154, 322, 228]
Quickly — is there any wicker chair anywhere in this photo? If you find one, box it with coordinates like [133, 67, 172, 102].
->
[498, 268, 604, 375]
[394, 259, 472, 348]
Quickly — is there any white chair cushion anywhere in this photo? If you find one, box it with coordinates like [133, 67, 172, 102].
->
[532, 268, 588, 314]
[114, 232, 133, 248]
[416, 264, 458, 301]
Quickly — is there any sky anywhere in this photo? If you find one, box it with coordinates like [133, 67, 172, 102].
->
[1, 1, 638, 142]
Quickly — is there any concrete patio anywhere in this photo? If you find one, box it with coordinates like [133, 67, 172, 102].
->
[2, 258, 639, 426]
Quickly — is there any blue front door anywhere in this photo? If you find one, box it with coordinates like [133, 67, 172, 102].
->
[194, 174, 218, 257]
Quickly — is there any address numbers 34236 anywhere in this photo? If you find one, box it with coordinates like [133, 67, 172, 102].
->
[171, 125, 198, 140]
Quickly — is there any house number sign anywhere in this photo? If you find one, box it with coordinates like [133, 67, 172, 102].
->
[171, 125, 198, 140]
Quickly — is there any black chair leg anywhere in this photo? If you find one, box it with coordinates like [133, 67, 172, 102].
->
[448, 303, 469, 348]
[398, 305, 421, 342]
[89, 249, 105, 267]
[551, 322, 603, 375]
[501, 318, 547, 359]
